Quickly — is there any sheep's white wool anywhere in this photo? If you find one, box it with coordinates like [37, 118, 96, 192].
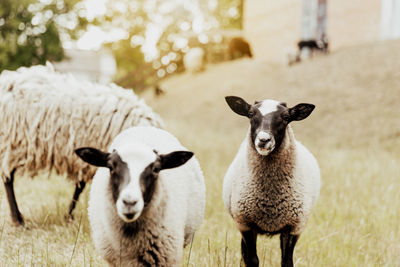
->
[257, 99, 280, 115]
[88, 126, 206, 266]
[0, 64, 164, 182]
[293, 140, 321, 216]
[223, 138, 247, 215]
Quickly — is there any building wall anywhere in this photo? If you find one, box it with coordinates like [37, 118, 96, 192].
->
[381, 0, 400, 39]
[244, 0, 382, 63]
[327, 0, 381, 49]
[52, 48, 116, 83]
[244, 0, 302, 62]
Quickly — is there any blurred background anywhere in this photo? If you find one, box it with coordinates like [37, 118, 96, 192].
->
[1, 0, 400, 266]
[2, 0, 398, 89]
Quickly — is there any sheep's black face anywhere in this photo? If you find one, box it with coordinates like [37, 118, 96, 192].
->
[107, 152, 131, 204]
[74, 147, 146, 222]
[139, 162, 160, 206]
[113, 149, 193, 223]
[249, 102, 289, 155]
[75, 147, 193, 223]
[225, 96, 315, 156]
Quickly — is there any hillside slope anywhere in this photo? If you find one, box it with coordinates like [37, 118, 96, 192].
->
[144, 40, 400, 153]
[0, 41, 398, 266]
[141, 40, 400, 266]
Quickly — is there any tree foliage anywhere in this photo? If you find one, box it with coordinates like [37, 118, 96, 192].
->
[99, 0, 198, 89]
[100, 0, 243, 89]
[0, 0, 244, 86]
[0, 0, 89, 71]
[213, 0, 243, 29]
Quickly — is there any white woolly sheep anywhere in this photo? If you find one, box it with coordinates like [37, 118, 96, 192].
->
[223, 96, 321, 267]
[0, 63, 164, 226]
[183, 47, 205, 73]
[75, 126, 206, 266]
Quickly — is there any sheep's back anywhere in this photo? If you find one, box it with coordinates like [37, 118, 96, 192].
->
[0, 65, 163, 181]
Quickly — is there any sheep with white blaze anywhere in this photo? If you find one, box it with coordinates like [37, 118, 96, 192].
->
[0, 64, 164, 226]
[223, 96, 321, 267]
[75, 126, 205, 266]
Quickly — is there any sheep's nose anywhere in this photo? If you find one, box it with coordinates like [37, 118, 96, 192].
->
[123, 199, 138, 207]
[259, 137, 271, 143]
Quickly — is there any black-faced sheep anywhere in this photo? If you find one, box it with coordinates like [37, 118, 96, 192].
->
[298, 39, 329, 53]
[223, 96, 320, 267]
[0, 64, 164, 226]
[75, 126, 205, 266]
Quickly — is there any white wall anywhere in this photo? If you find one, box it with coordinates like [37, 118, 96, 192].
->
[301, 0, 318, 40]
[381, 0, 400, 39]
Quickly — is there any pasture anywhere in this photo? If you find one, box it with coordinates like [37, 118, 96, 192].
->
[0, 40, 399, 266]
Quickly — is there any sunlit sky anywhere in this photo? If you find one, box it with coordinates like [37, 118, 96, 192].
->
[72, 0, 207, 61]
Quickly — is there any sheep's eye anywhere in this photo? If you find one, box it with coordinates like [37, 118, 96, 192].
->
[248, 111, 255, 117]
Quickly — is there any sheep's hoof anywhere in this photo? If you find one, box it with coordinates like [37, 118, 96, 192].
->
[12, 214, 25, 227]
[65, 213, 74, 222]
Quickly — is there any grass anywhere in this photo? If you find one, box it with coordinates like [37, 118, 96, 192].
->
[1, 40, 399, 266]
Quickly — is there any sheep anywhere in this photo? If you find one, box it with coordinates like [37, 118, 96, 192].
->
[228, 37, 253, 60]
[75, 126, 206, 266]
[297, 39, 329, 61]
[298, 39, 329, 54]
[183, 47, 205, 73]
[0, 63, 164, 226]
[223, 96, 321, 267]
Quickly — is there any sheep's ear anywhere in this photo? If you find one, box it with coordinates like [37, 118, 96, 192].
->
[284, 103, 315, 122]
[157, 151, 194, 171]
[225, 96, 251, 117]
[75, 147, 110, 167]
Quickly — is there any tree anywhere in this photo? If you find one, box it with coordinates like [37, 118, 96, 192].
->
[91, 0, 244, 89]
[0, 0, 89, 71]
[98, 0, 199, 89]
[211, 0, 243, 29]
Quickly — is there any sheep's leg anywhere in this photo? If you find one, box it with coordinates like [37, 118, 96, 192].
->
[3, 169, 24, 226]
[240, 229, 259, 267]
[280, 231, 299, 267]
[67, 181, 86, 219]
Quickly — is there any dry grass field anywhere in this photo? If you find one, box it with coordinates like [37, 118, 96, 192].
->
[0, 40, 399, 266]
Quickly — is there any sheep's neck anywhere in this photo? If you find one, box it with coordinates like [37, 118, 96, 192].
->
[114, 182, 174, 265]
[247, 127, 296, 181]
